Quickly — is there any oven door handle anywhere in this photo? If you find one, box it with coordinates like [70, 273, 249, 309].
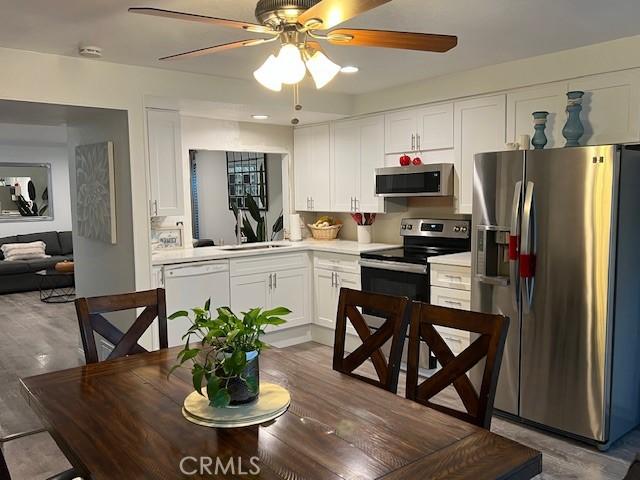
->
[359, 259, 428, 274]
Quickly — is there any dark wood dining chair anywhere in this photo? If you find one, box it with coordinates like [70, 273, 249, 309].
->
[333, 288, 411, 393]
[406, 302, 509, 429]
[1, 430, 78, 480]
[75, 288, 168, 364]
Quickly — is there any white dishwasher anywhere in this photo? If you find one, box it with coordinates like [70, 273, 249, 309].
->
[163, 260, 230, 347]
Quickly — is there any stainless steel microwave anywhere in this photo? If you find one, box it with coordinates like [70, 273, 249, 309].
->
[375, 163, 454, 197]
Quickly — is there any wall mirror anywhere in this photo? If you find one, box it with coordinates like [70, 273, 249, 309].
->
[0, 163, 53, 222]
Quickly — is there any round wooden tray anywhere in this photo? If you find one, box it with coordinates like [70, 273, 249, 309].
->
[182, 382, 290, 428]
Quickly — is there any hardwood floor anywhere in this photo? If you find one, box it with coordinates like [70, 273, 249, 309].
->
[0, 292, 638, 479]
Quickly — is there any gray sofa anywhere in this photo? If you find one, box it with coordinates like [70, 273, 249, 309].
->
[0, 231, 73, 295]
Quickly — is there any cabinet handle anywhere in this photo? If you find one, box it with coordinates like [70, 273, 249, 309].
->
[355, 198, 360, 212]
[417, 133, 421, 150]
[311, 198, 314, 211]
[335, 273, 340, 288]
[444, 300, 463, 308]
[444, 274, 463, 281]
[411, 133, 415, 151]
[273, 272, 277, 289]
[444, 336, 462, 344]
[331, 272, 335, 287]
[268, 273, 273, 289]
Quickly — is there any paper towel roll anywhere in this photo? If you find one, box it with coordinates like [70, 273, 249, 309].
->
[289, 214, 302, 241]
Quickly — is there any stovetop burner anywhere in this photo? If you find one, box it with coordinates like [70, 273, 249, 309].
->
[360, 246, 466, 265]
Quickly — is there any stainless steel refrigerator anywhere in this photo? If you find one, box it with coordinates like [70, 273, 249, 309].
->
[472, 145, 640, 448]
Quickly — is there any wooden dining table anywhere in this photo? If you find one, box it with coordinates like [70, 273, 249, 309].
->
[20, 346, 541, 479]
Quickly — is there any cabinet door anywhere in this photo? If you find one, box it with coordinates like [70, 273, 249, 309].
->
[455, 95, 506, 214]
[294, 126, 313, 211]
[294, 125, 331, 211]
[309, 124, 331, 211]
[314, 268, 338, 329]
[416, 103, 454, 150]
[230, 273, 269, 314]
[507, 83, 567, 149]
[358, 116, 386, 213]
[147, 109, 184, 217]
[270, 268, 309, 329]
[331, 120, 359, 212]
[568, 71, 640, 145]
[385, 109, 417, 154]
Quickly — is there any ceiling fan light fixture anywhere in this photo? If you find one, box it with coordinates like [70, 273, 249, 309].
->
[276, 44, 307, 85]
[305, 50, 341, 89]
[254, 54, 283, 91]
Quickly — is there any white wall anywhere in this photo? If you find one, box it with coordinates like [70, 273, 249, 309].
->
[353, 35, 640, 115]
[180, 116, 294, 243]
[67, 108, 135, 300]
[0, 123, 72, 236]
[193, 150, 236, 245]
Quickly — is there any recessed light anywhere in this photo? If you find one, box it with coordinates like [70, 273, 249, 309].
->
[340, 66, 359, 74]
[251, 114, 269, 120]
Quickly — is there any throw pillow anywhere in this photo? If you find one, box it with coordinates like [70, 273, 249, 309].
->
[1, 241, 49, 261]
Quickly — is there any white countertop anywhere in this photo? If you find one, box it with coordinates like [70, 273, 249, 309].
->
[427, 251, 472, 267]
[152, 239, 399, 266]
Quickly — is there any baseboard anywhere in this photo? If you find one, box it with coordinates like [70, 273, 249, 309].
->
[264, 324, 313, 348]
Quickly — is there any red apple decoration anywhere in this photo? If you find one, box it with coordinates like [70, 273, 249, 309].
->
[412, 156, 422, 165]
[399, 154, 411, 166]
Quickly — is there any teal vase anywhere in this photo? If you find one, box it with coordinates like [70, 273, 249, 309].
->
[562, 91, 585, 147]
[532, 111, 549, 150]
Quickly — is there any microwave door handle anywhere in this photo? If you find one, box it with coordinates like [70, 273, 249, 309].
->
[509, 181, 523, 309]
[520, 181, 535, 312]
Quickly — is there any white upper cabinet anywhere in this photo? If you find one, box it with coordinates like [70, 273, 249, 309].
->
[507, 83, 567, 149]
[385, 103, 454, 154]
[331, 115, 385, 213]
[146, 109, 184, 217]
[385, 109, 417, 154]
[455, 95, 506, 214]
[568, 70, 640, 145]
[416, 103, 455, 151]
[294, 124, 331, 212]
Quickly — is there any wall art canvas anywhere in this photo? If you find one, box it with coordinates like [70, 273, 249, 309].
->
[75, 141, 117, 244]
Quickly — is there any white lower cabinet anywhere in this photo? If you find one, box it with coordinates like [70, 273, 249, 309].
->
[429, 261, 472, 355]
[230, 254, 311, 331]
[313, 252, 360, 333]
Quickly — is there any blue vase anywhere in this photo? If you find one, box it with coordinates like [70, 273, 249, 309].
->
[532, 111, 549, 150]
[562, 91, 585, 147]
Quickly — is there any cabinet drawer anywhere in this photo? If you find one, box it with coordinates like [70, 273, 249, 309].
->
[434, 326, 470, 355]
[430, 286, 471, 311]
[430, 264, 471, 291]
[230, 252, 309, 277]
[313, 252, 360, 274]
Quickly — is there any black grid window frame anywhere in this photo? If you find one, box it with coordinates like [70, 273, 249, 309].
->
[226, 152, 268, 211]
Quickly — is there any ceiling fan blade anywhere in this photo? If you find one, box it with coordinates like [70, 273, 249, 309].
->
[326, 29, 458, 52]
[159, 39, 269, 61]
[129, 7, 276, 34]
[297, 0, 391, 30]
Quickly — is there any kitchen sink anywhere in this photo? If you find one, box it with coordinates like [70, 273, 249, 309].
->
[218, 243, 293, 252]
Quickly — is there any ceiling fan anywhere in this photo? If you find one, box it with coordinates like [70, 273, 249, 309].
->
[129, 0, 458, 91]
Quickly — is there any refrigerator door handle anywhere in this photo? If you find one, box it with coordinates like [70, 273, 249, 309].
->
[520, 181, 536, 311]
[509, 181, 523, 308]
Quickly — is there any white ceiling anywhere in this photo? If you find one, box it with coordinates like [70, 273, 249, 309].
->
[2, 0, 640, 95]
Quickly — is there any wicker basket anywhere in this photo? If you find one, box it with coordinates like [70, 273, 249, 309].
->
[307, 224, 342, 240]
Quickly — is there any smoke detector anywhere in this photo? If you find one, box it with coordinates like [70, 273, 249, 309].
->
[79, 45, 102, 58]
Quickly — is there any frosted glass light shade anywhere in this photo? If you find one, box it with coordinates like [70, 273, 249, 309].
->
[277, 44, 306, 85]
[253, 54, 282, 91]
[305, 51, 341, 89]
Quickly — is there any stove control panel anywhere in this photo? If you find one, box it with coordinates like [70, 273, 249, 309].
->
[401, 218, 471, 239]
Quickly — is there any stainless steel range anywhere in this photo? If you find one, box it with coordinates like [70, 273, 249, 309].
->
[360, 218, 471, 368]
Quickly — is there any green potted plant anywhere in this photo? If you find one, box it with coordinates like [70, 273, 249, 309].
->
[169, 299, 290, 407]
